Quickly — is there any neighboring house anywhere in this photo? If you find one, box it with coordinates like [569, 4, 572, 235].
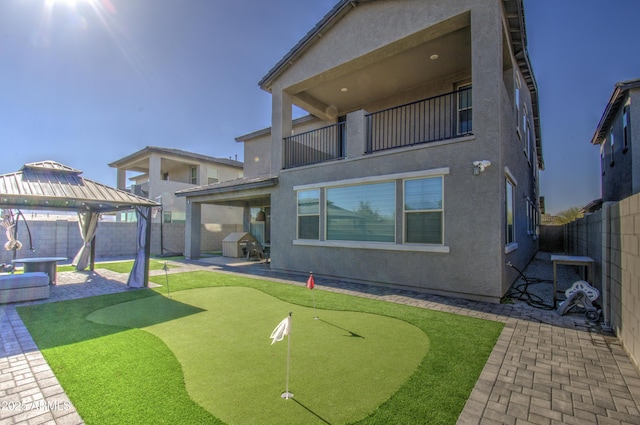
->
[591, 78, 640, 202]
[177, 0, 543, 303]
[109, 146, 244, 224]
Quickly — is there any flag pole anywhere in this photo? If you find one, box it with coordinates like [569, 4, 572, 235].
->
[312, 291, 318, 320]
[163, 262, 171, 298]
[281, 312, 294, 399]
[307, 272, 318, 320]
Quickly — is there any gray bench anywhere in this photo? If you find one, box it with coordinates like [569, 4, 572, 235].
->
[0, 272, 50, 304]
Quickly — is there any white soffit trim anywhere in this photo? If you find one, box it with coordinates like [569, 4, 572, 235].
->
[293, 167, 450, 191]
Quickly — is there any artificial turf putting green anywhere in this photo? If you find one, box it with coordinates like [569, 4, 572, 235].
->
[87, 287, 428, 425]
[18, 271, 504, 424]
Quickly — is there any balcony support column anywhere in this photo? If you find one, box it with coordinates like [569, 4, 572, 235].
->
[184, 200, 201, 260]
[271, 89, 292, 174]
[345, 110, 366, 159]
[116, 168, 127, 190]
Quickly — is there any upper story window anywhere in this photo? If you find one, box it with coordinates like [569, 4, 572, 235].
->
[610, 128, 615, 167]
[207, 167, 219, 184]
[515, 74, 521, 138]
[522, 104, 529, 158]
[600, 144, 606, 176]
[457, 84, 472, 135]
[623, 105, 630, 152]
[297, 190, 320, 240]
[528, 120, 534, 163]
[190, 167, 198, 184]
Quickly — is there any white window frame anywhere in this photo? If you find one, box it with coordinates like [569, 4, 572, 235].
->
[610, 127, 615, 166]
[515, 73, 521, 139]
[505, 168, 518, 253]
[207, 167, 219, 184]
[296, 189, 320, 240]
[403, 176, 444, 245]
[293, 169, 450, 253]
[522, 104, 529, 158]
[456, 83, 472, 135]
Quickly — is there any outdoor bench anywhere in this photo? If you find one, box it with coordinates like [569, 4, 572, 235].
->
[0, 272, 50, 304]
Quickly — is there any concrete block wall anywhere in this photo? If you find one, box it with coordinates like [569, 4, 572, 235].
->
[0, 220, 242, 264]
[564, 210, 603, 294]
[564, 194, 640, 372]
[617, 196, 640, 371]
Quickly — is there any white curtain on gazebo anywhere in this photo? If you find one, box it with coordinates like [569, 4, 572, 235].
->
[127, 206, 151, 288]
[72, 211, 100, 271]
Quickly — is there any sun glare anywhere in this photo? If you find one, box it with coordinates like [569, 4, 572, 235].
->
[45, 0, 79, 7]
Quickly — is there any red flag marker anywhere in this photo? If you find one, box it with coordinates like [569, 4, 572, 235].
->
[306, 272, 315, 290]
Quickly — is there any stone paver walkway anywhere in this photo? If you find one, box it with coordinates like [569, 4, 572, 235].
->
[0, 257, 639, 424]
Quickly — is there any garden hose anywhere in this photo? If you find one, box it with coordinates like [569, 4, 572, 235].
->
[505, 261, 556, 310]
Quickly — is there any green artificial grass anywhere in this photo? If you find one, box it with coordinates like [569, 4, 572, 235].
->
[88, 287, 428, 425]
[18, 271, 504, 425]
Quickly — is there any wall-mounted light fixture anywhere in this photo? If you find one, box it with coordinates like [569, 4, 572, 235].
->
[473, 160, 492, 175]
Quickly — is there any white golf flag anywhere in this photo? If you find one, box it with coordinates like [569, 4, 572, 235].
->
[270, 316, 291, 345]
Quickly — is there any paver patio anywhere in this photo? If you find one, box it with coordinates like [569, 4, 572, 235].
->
[1, 257, 639, 425]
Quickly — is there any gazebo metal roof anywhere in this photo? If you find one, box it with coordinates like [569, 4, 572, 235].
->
[0, 161, 159, 212]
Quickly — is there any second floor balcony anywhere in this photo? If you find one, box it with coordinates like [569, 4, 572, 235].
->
[283, 87, 472, 169]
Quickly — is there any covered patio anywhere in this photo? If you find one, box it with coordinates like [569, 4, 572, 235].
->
[0, 161, 159, 287]
[175, 175, 277, 260]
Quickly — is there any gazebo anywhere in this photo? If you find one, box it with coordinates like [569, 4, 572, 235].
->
[0, 161, 160, 288]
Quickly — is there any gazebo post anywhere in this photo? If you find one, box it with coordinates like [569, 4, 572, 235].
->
[143, 207, 152, 287]
[90, 236, 96, 271]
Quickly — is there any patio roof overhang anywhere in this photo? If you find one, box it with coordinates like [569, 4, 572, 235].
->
[175, 175, 278, 207]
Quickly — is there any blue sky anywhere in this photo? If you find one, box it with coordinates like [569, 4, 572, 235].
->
[1, 0, 638, 215]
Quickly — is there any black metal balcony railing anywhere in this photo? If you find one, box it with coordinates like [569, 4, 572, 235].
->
[366, 87, 472, 153]
[283, 121, 346, 169]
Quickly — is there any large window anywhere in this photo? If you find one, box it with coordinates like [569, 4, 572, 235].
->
[297, 190, 320, 240]
[327, 182, 395, 242]
[404, 177, 443, 244]
[294, 169, 449, 251]
[506, 178, 515, 245]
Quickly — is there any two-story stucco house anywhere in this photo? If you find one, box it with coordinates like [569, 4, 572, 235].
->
[109, 146, 244, 224]
[591, 78, 640, 203]
[177, 0, 543, 303]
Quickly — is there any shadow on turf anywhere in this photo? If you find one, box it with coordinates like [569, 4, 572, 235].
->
[317, 318, 364, 338]
[292, 398, 332, 425]
[18, 291, 207, 350]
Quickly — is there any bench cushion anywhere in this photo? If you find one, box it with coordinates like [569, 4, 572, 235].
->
[0, 272, 50, 290]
